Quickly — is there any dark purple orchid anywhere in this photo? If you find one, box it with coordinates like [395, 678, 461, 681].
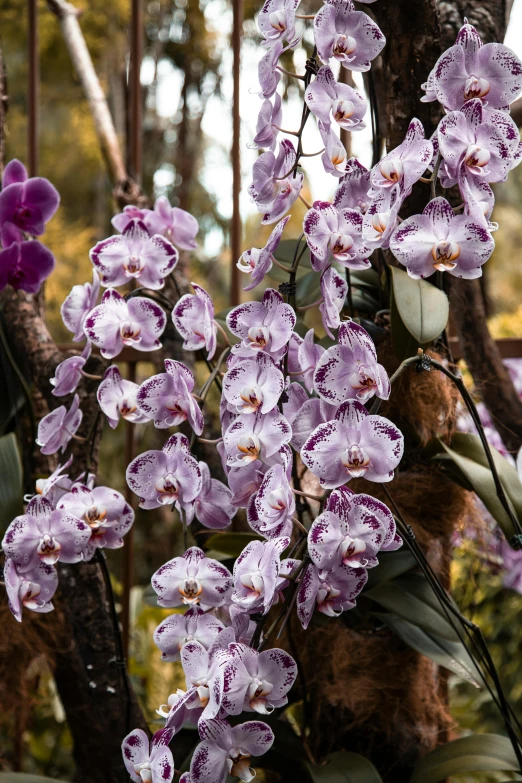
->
[90, 219, 178, 289]
[172, 283, 217, 360]
[2, 495, 91, 569]
[308, 486, 401, 574]
[248, 140, 303, 224]
[153, 606, 225, 662]
[0, 224, 55, 294]
[314, 320, 390, 403]
[97, 365, 149, 429]
[84, 289, 167, 359]
[57, 483, 134, 560]
[390, 196, 495, 279]
[137, 359, 203, 433]
[0, 159, 60, 235]
[237, 216, 289, 291]
[300, 399, 404, 489]
[190, 719, 274, 783]
[314, 0, 385, 72]
[122, 728, 175, 783]
[423, 20, 522, 111]
[152, 547, 233, 610]
[126, 432, 202, 512]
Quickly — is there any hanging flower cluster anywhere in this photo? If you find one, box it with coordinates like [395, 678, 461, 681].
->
[2, 2, 522, 782]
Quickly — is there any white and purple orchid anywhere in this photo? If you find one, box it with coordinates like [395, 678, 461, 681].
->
[248, 140, 303, 224]
[122, 728, 175, 783]
[190, 719, 274, 783]
[306, 66, 367, 132]
[237, 216, 289, 291]
[97, 365, 149, 429]
[247, 462, 295, 539]
[223, 409, 292, 468]
[153, 606, 225, 662]
[303, 201, 371, 272]
[172, 283, 217, 360]
[152, 547, 233, 610]
[36, 393, 83, 455]
[223, 351, 284, 415]
[4, 558, 58, 622]
[297, 561, 368, 629]
[370, 118, 433, 199]
[136, 359, 203, 433]
[61, 268, 100, 342]
[314, 0, 385, 71]
[226, 288, 295, 357]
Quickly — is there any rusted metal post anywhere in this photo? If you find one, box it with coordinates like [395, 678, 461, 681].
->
[28, 0, 38, 176]
[230, 0, 243, 306]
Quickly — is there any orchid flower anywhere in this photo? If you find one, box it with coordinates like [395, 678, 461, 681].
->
[137, 359, 203, 433]
[303, 201, 371, 272]
[390, 196, 495, 279]
[153, 606, 225, 662]
[320, 266, 348, 337]
[0, 227, 55, 294]
[370, 118, 433, 199]
[333, 157, 371, 212]
[0, 158, 60, 235]
[258, 40, 285, 98]
[122, 728, 175, 783]
[287, 329, 325, 392]
[216, 642, 297, 716]
[50, 341, 92, 397]
[190, 719, 274, 783]
[289, 395, 339, 452]
[57, 483, 134, 560]
[305, 65, 367, 132]
[152, 547, 233, 610]
[297, 561, 368, 629]
[84, 289, 167, 359]
[362, 185, 402, 249]
[4, 558, 58, 622]
[247, 463, 295, 539]
[237, 216, 289, 291]
[61, 268, 100, 342]
[423, 20, 522, 111]
[300, 399, 404, 489]
[226, 288, 296, 357]
[111, 205, 149, 234]
[90, 219, 178, 289]
[308, 485, 401, 573]
[257, 0, 300, 48]
[313, 320, 390, 403]
[231, 536, 290, 614]
[97, 365, 149, 429]
[179, 629, 236, 718]
[251, 94, 282, 150]
[223, 351, 284, 415]
[144, 197, 199, 249]
[223, 409, 292, 468]
[192, 462, 237, 530]
[314, 0, 385, 72]
[2, 495, 91, 568]
[172, 283, 217, 360]
[36, 393, 83, 455]
[248, 140, 303, 224]
[126, 432, 202, 511]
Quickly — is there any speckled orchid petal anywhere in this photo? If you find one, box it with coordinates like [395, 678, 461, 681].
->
[319, 266, 348, 338]
[97, 365, 149, 429]
[4, 558, 58, 622]
[247, 463, 295, 539]
[50, 341, 92, 397]
[193, 462, 236, 529]
[238, 216, 290, 291]
[248, 141, 303, 224]
[223, 351, 284, 415]
[36, 394, 83, 455]
[333, 158, 371, 212]
[152, 547, 233, 609]
[297, 561, 367, 629]
[153, 606, 224, 662]
[314, 0, 385, 72]
[172, 283, 217, 360]
[232, 537, 290, 614]
[370, 118, 433, 198]
[61, 268, 100, 341]
[144, 197, 199, 249]
[136, 359, 203, 434]
[191, 719, 274, 783]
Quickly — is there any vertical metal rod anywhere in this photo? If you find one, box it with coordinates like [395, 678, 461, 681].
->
[129, 0, 143, 184]
[230, 0, 243, 306]
[122, 361, 137, 658]
[28, 0, 38, 176]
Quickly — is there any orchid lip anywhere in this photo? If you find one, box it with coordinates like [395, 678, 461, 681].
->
[179, 577, 203, 603]
[37, 533, 62, 564]
[330, 232, 354, 257]
[333, 33, 357, 57]
[464, 75, 490, 100]
[155, 473, 180, 500]
[267, 487, 287, 511]
[268, 9, 286, 31]
[341, 444, 370, 476]
[21, 580, 42, 608]
[464, 144, 490, 170]
[333, 99, 355, 122]
[119, 320, 141, 343]
[431, 240, 460, 270]
[237, 433, 262, 462]
[124, 253, 143, 275]
[85, 504, 107, 524]
[247, 325, 270, 349]
[239, 385, 264, 411]
[371, 210, 391, 233]
[380, 158, 404, 184]
[240, 570, 264, 595]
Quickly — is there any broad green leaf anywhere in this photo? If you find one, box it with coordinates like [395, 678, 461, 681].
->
[389, 265, 449, 346]
[390, 282, 419, 361]
[204, 532, 263, 557]
[410, 734, 521, 783]
[434, 432, 522, 540]
[296, 270, 322, 307]
[273, 238, 312, 271]
[306, 751, 383, 782]
[373, 612, 480, 686]
[364, 550, 417, 590]
[366, 573, 460, 641]
[0, 433, 23, 534]
[0, 775, 69, 783]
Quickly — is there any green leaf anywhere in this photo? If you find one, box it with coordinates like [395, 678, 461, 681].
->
[306, 751, 383, 782]
[389, 265, 449, 347]
[0, 775, 69, 783]
[296, 270, 322, 307]
[434, 432, 522, 540]
[364, 550, 417, 590]
[204, 532, 263, 558]
[0, 433, 23, 535]
[273, 239, 312, 270]
[390, 282, 419, 361]
[373, 612, 480, 685]
[410, 734, 521, 783]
